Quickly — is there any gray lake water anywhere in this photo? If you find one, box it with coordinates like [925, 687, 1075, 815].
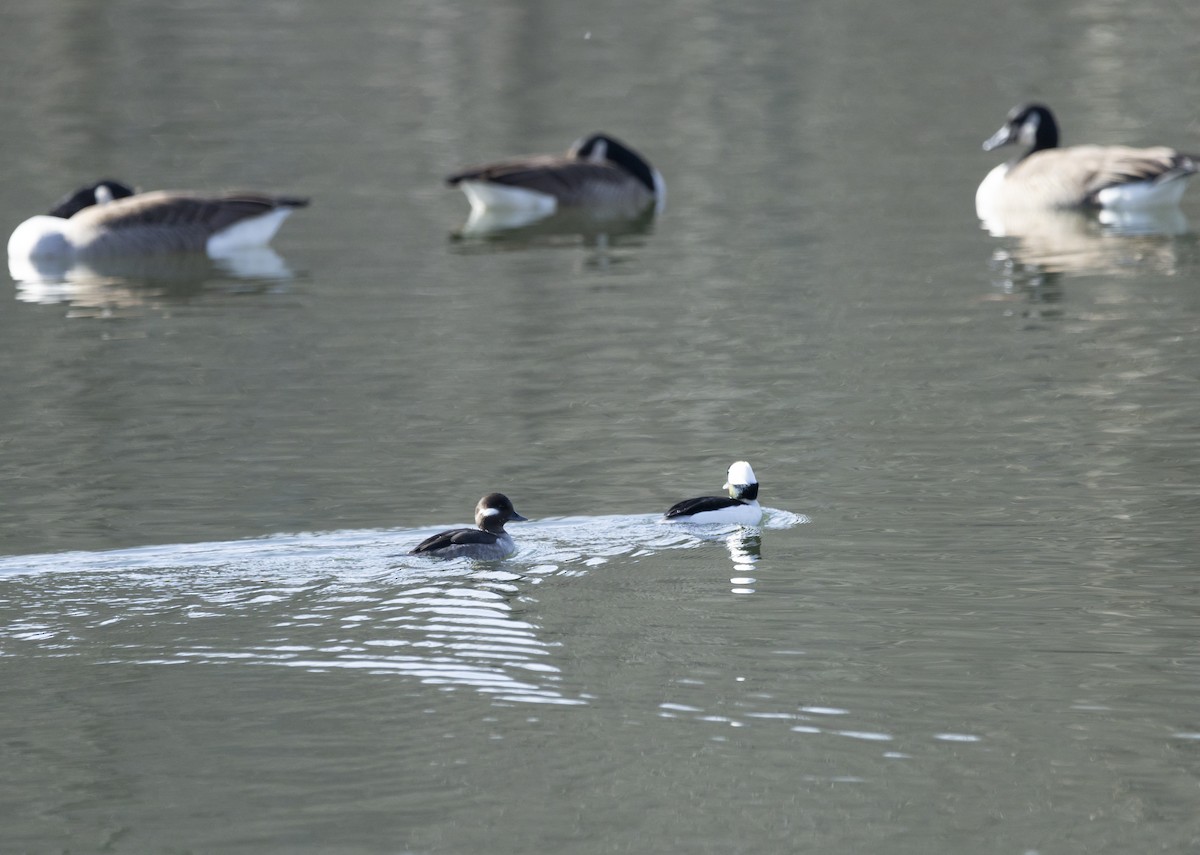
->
[3, 1, 1200, 853]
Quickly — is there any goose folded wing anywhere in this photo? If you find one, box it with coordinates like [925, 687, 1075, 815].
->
[447, 160, 634, 199]
[1080, 146, 1197, 198]
[446, 155, 566, 187]
[73, 192, 307, 232]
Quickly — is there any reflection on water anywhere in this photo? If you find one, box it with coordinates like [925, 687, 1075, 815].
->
[0, 510, 804, 706]
[984, 253, 1068, 319]
[979, 205, 1189, 283]
[725, 529, 761, 594]
[448, 207, 660, 273]
[10, 246, 299, 314]
[450, 205, 658, 248]
[11, 246, 296, 298]
[655, 523, 768, 594]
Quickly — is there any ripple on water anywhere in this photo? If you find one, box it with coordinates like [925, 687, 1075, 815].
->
[0, 510, 807, 708]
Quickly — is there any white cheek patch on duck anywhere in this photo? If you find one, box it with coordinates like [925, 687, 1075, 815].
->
[480, 507, 501, 517]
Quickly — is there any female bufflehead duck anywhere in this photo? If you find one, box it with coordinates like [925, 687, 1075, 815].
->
[8, 180, 309, 260]
[410, 493, 528, 560]
[663, 461, 764, 526]
[977, 103, 1198, 215]
[446, 132, 665, 218]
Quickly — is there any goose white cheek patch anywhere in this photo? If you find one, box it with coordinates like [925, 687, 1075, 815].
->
[585, 140, 608, 163]
[1019, 112, 1040, 146]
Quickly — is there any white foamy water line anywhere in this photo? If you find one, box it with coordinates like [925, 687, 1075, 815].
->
[0, 508, 807, 579]
[0, 510, 807, 707]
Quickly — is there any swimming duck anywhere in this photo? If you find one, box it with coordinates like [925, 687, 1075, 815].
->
[663, 461, 763, 526]
[446, 132, 665, 219]
[977, 103, 1197, 215]
[410, 493, 528, 560]
[8, 180, 309, 259]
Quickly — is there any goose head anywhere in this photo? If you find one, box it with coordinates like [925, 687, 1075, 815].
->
[983, 104, 1060, 157]
[48, 180, 136, 219]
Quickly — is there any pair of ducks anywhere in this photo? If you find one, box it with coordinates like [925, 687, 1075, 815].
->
[411, 461, 762, 561]
[10, 103, 1196, 264]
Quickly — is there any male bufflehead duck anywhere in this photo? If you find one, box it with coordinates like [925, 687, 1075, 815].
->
[976, 103, 1198, 216]
[446, 133, 665, 218]
[663, 461, 764, 526]
[8, 180, 310, 260]
[410, 493, 528, 560]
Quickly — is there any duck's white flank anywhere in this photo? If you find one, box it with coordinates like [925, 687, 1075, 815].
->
[675, 501, 764, 526]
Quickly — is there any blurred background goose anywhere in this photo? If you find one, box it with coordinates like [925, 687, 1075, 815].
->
[8, 180, 309, 260]
[976, 103, 1198, 216]
[446, 132, 665, 221]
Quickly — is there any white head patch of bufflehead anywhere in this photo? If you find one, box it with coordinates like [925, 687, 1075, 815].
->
[723, 461, 757, 496]
[663, 460, 764, 526]
[410, 492, 529, 561]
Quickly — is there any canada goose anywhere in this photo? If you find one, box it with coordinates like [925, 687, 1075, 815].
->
[8, 180, 309, 259]
[977, 103, 1198, 215]
[446, 132, 665, 219]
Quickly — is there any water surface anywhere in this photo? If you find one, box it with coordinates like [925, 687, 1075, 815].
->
[2, 0, 1199, 852]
